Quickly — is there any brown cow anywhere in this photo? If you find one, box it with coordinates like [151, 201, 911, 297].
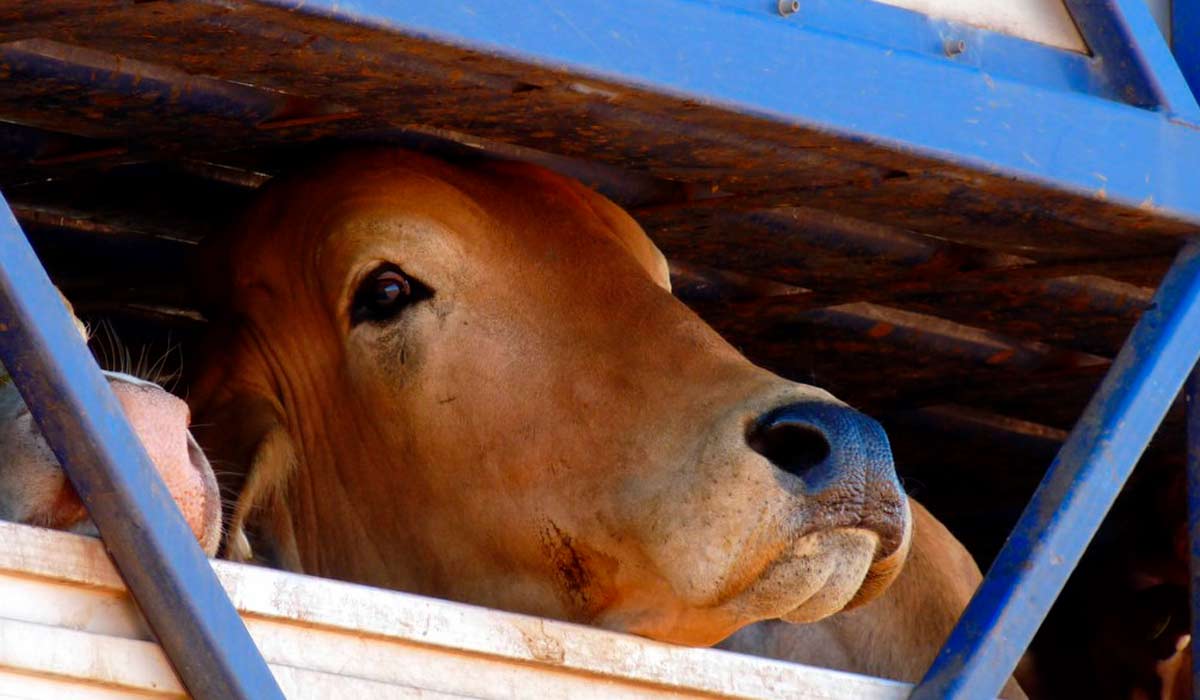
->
[190, 148, 911, 647]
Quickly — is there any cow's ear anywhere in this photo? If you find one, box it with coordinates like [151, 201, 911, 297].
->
[191, 392, 303, 572]
[842, 496, 915, 610]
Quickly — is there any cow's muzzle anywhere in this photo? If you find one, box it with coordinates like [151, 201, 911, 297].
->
[747, 401, 907, 558]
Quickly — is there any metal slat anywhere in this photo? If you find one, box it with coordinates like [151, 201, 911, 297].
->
[913, 238, 1200, 698]
[0, 195, 282, 699]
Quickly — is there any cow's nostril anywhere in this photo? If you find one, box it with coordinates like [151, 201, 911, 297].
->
[747, 417, 832, 479]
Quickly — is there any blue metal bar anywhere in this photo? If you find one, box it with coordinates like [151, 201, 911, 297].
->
[1062, 0, 1200, 121]
[254, 0, 1200, 224]
[0, 198, 283, 699]
[911, 238, 1200, 699]
[1188, 366, 1200, 700]
[1145, 0, 1174, 44]
[1176, 0, 1200, 102]
[711, 0, 1112, 100]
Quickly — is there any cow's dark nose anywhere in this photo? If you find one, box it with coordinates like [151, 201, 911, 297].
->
[746, 402, 893, 492]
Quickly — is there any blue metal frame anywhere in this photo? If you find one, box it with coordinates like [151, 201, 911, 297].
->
[1188, 367, 1200, 699]
[258, 0, 1200, 222]
[1063, 0, 1200, 119]
[0, 200, 283, 700]
[912, 239, 1200, 698]
[1177, 0, 1200, 100]
[709, 0, 1111, 99]
[1, 0, 1198, 695]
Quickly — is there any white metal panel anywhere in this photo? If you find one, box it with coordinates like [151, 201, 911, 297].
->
[0, 618, 182, 697]
[0, 573, 148, 640]
[0, 521, 912, 699]
[870, 0, 1087, 52]
[0, 668, 170, 700]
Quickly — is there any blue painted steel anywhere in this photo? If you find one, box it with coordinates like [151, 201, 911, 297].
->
[1188, 367, 1200, 700]
[1146, 0, 1174, 44]
[707, 0, 1110, 99]
[1147, 0, 1176, 44]
[1177, 0, 1200, 102]
[255, 0, 1200, 224]
[912, 238, 1200, 699]
[0, 199, 283, 700]
[1063, 0, 1200, 120]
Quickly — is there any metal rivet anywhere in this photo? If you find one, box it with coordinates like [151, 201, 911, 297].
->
[944, 39, 966, 56]
[778, 0, 799, 16]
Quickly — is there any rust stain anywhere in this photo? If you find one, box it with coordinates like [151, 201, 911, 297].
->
[515, 620, 566, 665]
[31, 146, 128, 166]
[256, 110, 359, 130]
[1063, 291, 1093, 313]
[985, 348, 1016, 365]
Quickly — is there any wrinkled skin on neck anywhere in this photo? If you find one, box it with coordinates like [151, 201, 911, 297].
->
[191, 150, 909, 645]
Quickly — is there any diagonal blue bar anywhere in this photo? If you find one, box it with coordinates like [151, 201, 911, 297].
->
[1176, 0, 1200, 104]
[912, 238, 1200, 699]
[0, 198, 283, 699]
[1187, 368, 1200, 699]
[1063, 0, 1200, 121]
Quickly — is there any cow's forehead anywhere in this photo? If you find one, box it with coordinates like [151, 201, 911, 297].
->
[225, 151, 670, 292]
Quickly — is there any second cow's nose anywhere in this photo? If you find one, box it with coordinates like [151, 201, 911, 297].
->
[746, 401, 893, 492]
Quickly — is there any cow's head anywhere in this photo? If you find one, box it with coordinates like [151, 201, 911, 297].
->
[191, 149, 910, 645]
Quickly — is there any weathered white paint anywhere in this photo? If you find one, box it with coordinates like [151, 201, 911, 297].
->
[0, 521, 911, 699]
[871, 0, 1087, 52]
[0, 667, 169, 700]
[0, 618, 182, 697]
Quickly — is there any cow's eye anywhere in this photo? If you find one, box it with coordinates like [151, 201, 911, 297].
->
[350, 264, 428, 325]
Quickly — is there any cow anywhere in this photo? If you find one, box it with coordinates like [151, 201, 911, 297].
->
[189, 147, 912, 648]
[189, 149, 1036, 694]
[0, 293, 221, 554]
